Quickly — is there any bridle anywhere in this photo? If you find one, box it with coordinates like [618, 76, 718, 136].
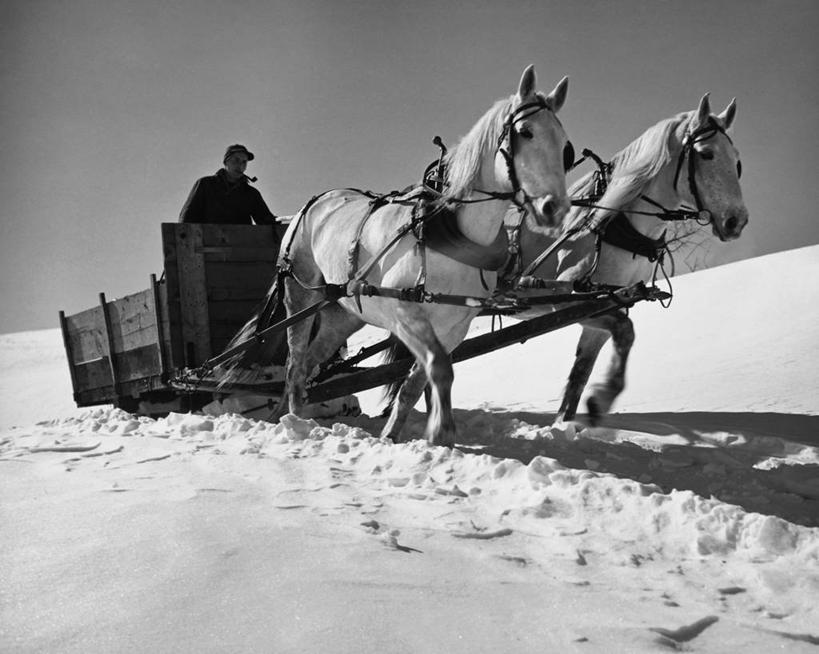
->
[452, 98, 573, 217]
[496, 99, 574, 216]
[671, 116, 740, 225]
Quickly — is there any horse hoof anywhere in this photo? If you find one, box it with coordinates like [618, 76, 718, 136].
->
[427, 431, 455, 448]
[380, 428, 399, 443]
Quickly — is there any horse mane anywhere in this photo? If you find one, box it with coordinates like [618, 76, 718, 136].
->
[442, 93, 543, 201]
[566, 110, 695, 229]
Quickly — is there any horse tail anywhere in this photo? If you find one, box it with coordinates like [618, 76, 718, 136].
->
[214, 269, 289, 389]
[379, 337, 414, 416]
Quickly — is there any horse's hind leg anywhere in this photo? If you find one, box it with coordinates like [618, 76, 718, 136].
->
[555, 310, 634, 425]
[279, 278, 322, 419]
[586, 311, 634, 424]
[304, 305, 365, 375]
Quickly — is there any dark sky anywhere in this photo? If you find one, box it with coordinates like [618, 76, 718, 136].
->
[1, 0, 817, 333]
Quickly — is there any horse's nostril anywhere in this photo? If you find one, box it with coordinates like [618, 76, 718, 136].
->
[725, 215, 738, 233]
[541, 195, 556, 218]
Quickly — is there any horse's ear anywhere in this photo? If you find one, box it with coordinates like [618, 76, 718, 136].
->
[695, 92, 711, 128]
[718, 98, 737, 129]
[545, 76, 569, 113]
[517, 65, 537, 100]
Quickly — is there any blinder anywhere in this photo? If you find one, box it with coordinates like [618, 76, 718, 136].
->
[563, 141, 576, 172]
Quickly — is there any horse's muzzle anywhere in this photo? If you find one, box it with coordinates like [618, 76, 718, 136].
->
[533, 194, 570, 227]
[713, 210, 748, 241]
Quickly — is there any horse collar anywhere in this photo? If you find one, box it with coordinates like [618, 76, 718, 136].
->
[423, 206, 510, 271]
[601, 212, 666, 262]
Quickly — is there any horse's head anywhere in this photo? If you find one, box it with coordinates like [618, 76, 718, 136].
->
[677, 94, 748, 241]
[495, 66, 572, 227]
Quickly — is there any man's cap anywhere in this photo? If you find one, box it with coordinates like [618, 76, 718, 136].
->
[223, 144, 255, 163]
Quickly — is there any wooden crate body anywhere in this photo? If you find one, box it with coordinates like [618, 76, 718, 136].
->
[61, 223, 284, 407]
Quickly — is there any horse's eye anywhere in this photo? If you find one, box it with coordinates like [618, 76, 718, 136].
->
[699, 149, 715, 160]
[563, 142, 576, 171]
[518, 126, 533, 140]
[736, 160, 742, 178]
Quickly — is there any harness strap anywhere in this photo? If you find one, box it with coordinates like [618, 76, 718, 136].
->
[514, 147, 610, 279]
[347, 194, 395, 280]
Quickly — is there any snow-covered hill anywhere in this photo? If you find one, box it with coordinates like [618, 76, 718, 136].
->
[1, 245, 817, 653]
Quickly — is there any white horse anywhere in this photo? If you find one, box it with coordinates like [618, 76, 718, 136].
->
[219, 66, 573, 446]
[512, 93, 748, 423]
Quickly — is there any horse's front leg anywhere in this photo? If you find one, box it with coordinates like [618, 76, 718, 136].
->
[381, 362, 428, 443]
[585, 311, 634, 424]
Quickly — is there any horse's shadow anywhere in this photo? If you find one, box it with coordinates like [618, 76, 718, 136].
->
[347, 409, 819, 528]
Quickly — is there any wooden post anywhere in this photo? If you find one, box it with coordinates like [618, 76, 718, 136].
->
[150, 274, 168, 380]
[58, 310, 81, 402]
[98, 292, 121, 396]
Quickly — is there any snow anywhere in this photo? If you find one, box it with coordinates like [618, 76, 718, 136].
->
[1, 245, 818, 653]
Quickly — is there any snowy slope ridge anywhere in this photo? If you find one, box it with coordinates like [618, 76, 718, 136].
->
[1, 246, 818, 653]
[16, 407, 818, 563]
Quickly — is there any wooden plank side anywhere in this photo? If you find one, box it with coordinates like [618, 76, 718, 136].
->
[208, 288, 273, 302]
[175, 224, 211, 366]
[159, 223, 286, 369]
[204, 261, 276, 292]
[207, 299, 265, 353]
[113, 344, 162, 383]
[74, 357, 114, 393]
[99, 293, 121, 394]
[207, 300, 263, 323]
[201, 248, 280, 263]
[65, 308, 108, 363]
[199, 224, 284, 248]
[66, 305, 105, 333]
[74, 374, 168, 407]
[106, 289, 161, 352]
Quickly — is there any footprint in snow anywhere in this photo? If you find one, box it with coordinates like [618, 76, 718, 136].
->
[650, 615, 718, 647]
[452, 528, 513, 540]
[361, 521, 421, 553]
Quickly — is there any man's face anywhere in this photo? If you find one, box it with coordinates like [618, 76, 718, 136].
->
[224, 153, 249, 178]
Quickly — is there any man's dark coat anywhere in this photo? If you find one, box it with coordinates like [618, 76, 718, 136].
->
[179, 169, 276, 225]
